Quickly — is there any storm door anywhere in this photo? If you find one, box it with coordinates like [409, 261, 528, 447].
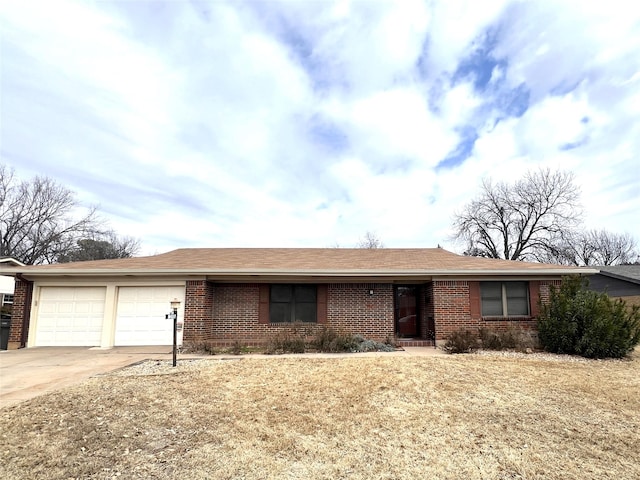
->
[394, 285, 420, 338]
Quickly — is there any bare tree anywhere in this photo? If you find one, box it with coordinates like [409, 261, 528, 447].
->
[56, 231, 140, 263]
[0, 165, 137, 264]
[587, 230, 638, 265]
[541, 230, 638, 266]
[356, 231, 384, 249]
[452, 169, 582, 261]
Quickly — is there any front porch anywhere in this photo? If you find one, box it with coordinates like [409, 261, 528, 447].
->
[396, 338, 436, 347]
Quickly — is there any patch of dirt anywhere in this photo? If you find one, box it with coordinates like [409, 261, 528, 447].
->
[1, 354, 639, 479]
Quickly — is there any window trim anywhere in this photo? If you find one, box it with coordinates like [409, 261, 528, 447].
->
[480, 281, 530, 318]
[258, 284, 327, 325]
[1, 293, 13, 306]
[269, 284, 318, 323]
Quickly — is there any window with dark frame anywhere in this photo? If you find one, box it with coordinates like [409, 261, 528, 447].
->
[480, 281, 529, 317]
[269, 285, 317, 323]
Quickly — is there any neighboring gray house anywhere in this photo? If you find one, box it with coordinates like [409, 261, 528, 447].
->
[588, 266, 640, 306]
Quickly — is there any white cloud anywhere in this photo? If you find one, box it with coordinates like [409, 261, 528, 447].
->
[514, 92, 594, 155]
[278, 0, 431, 92]
[439, 81, 483, 128]
[325, 87, 456, 165]
[496, 0, 640, 101]
[424, 0, 511, 74]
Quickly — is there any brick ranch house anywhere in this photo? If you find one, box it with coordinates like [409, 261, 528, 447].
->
[2, 248, 595, 349]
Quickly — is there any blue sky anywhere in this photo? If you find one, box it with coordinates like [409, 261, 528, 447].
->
[1, 0, 639, 255]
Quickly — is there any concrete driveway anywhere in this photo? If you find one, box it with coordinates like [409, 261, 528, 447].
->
[0, 346, 180, 408]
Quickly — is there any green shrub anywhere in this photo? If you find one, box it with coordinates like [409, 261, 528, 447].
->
[442, 329, 479, 354]
[538, 275, 640, 359]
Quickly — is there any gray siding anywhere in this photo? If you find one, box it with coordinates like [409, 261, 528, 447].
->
[589, 274, 640, 297]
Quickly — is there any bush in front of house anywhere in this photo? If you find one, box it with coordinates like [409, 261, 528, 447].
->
[442, 329, 479, 354]
[352, 334, 396, 352]
[312, 328, 396, 353]
[313, 326, 359, 352]
[266, 328, 307, 354]
[479, 326, 537, 352]
[181, 340, 218, 355]
[537, 275, 640, 359]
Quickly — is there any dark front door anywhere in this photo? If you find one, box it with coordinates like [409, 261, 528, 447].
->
[395, 285, 420, 338]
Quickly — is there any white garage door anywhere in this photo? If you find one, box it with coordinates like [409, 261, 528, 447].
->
[35, 287, 106, 346]
[115, 286, 185, 346]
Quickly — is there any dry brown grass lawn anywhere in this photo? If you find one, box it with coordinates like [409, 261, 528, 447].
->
[2, 352, 639, 480]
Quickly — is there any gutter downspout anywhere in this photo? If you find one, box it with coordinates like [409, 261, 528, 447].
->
[16, 273, 33, 349]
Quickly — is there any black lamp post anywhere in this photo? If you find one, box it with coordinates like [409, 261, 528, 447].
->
[170, 298, 181, 367]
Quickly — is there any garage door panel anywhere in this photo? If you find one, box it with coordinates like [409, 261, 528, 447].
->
[35, 287, 106, 347]
[115, 286, 185, 346]
[74, 304, 91, 314]
[40, 304, 58, 314]
[57, 303, 75, 314]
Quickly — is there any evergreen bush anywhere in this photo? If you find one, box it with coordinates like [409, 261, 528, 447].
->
[537, 275, 640, 359]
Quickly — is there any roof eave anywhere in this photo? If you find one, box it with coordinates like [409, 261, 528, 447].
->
[0, 257, 26, 267]
[5, 267, 598, 277]
[596, 270, 640, 285]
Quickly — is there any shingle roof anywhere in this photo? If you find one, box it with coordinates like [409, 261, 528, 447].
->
[4, 248, 594, 278]
[595, 265, 640, 285]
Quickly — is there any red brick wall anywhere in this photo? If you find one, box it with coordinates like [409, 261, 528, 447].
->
[210, 284, 261, 343]
[432, 279, 562, 341]
[183, 279, 563, 346]
[327, 283, 394, 341]
[206, 283, 394, 345]
[433, 281, 474, 340]
[210, 283, 332, 345]
[8, 279, 33, 348]
[184, 280, 214, 342]
[539, 280, 561, 304]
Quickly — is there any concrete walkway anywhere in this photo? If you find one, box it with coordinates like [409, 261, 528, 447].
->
[0, 345, 445, 408]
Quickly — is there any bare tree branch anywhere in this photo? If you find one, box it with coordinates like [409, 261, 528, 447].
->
[452, 168, 582, 261]
[356, 231, 384, 249]
[541, 229, 639, 266]
[0, 164, 138, 264]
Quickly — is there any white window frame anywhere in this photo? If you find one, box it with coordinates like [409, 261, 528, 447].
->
[2, 293, 13, 306]
[480, 282, 529, 317]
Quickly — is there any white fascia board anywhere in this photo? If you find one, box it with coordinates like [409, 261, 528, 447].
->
[0, 257, 25, 267]
[8, 267, 598, 277]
